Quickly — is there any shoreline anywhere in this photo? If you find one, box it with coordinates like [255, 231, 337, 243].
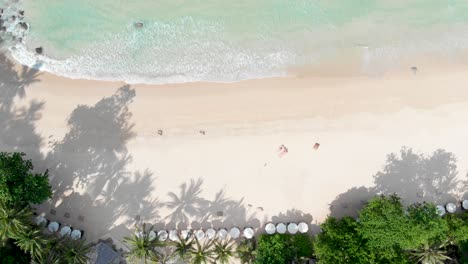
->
[23, 59, 468, 132]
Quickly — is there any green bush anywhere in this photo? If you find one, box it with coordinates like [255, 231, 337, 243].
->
[0, 240, 31, 264]
[0, 152, 52, 205]
[292, 234, 313, 260]
[445, 212, 468, 245]
[315, 195, 468, 263]
[255, 233, 314, 264]
[255, 234, 293, 264]
[460, 241, 468, 264]
[314, 216, 379, 264]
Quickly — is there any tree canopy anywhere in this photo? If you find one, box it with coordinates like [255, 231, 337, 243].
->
[314, 216, 376, 264]
[0, 152, 52, 205]
[255, 234, 294, 264]
[315, 194, 468, 263]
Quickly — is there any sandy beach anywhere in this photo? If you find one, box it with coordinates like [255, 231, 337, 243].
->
[2, 54, 468, 244]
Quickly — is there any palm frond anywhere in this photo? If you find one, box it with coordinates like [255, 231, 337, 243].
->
[236, 238, 257, 264]
[14, 228, 47, 257]
[213, 239, 235, 264]
[410, 242, 451, 264]
[190, 238, 214, 264]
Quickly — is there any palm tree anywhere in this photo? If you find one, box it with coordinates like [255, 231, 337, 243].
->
[151, 247, 177, 264]
[57, 238, 93, 264]
[410, 242, 451, 264]
[14, 227, 47, 257]
[172, 234, 194, 262]
[0, 201, 32, 240]
[124, 224, 162, 264]
[213, 239, 235, 264]
[190, 238, 214, 264]
[236, 238, 257, 264]
[31, 251, 61, 264]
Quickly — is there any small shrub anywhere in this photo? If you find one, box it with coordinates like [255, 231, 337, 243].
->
[255, 234, 293, 264]
[0, 240, 31, 264]
[292, 234, 313, 260]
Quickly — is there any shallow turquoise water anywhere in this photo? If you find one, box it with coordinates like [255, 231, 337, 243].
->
[7, 0, 468, 83]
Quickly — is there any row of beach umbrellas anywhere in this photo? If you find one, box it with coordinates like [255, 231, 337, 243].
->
[35, 215, 82, 240]
[436, 200, 468, 216]
[139, 222, 310, 242]
[264, 222, 309, 235]
[139, 227, 251, 242]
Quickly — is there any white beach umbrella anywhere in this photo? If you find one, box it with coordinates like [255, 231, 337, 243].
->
[276, 223, 286, 234]
[48, 221, 59, 233]
[217, 229, 228, 240]
[206, 228, 216, 240]
[35, 215, 47, 226]
[71, 229, 82, 240]
[298, 222, 309, 233]
[446, 203, 457, 213]
[148, 230, 157, 241]
[169, 230, 179, 241]
[463, 200, 468, 210]
[180, 229, 192, 240]
[158, 230, 168, 241]
[265, 223, 276, 235]
[287, 223, 299, 234]
[60, 226, 72, 237]
[243, 227, 254, 239]
[195, 230, 205, 240]
[229, 227, 241, 239]
[436, 205, 446, 216]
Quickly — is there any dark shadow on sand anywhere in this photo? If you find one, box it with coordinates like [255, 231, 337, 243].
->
[330, 147, 467, 219]
[38, 86, 160, 240]
[0, 52, 44, 165]
[0, 52, 161, 241]
[162, 178, 319, 235]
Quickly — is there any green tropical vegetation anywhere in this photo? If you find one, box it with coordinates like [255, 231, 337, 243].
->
[172, 234, 194, 261]
[236, 238, 257, 264]
[254, 233, 314, 264]
[190, 238, 214, 264]
[1, 151, 467, 264]
[409, 241, 451, 264]
[0, 152, 52, 205]
[0, 239, 31, 264]
[213, 239, 235, 264]
[0, 152, 92, 264]
[315, 194, 468, 264]
[124, 224, 163, 263]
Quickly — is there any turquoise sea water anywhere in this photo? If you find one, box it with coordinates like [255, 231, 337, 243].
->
[5, 0, 468, 83]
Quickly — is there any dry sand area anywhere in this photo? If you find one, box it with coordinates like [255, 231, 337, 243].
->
[1, 53, 467, 243]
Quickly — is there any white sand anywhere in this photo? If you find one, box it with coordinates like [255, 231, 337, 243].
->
[2, 58, 468, 243]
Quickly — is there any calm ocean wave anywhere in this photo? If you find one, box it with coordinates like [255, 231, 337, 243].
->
[5, 0, 468, 83]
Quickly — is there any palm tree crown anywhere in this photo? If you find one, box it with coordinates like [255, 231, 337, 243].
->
[124, 224, 164, 264]
[58, 238, 93, 264]
[0, 201, 32, 240]
[14, 227, 47, 257]
[190, 238, 214, 264]
[172, 234, 194, 261]
[410, 242, 451, 264]
[236, 238, 257, 264]
[213, 239, 235, 264]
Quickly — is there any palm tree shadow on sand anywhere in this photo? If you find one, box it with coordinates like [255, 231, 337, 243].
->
[33, 85, 161, 241]
[329, 147, 467, 219]
[0, 52, 44, 165]
[163, 178, 318, 234]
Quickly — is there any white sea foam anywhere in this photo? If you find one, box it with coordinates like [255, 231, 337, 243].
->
[10, 18, 295, 84]
[7, 1, 468, 84]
